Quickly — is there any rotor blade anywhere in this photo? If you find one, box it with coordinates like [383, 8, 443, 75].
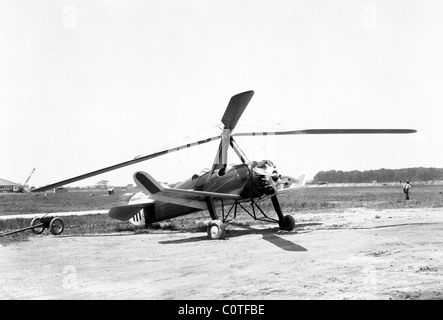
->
[32, 135, 221, 192]
[221, 90, 254, 131]
[234, 129, 417, 137]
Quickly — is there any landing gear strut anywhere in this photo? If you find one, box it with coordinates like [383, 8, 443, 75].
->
[204, 195, 295, 239]
[205, 197, 226, 240]
[271, 195, 295, 231]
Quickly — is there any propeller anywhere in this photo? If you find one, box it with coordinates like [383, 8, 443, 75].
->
[252, 167, 280, 180]
[252, 161, 280, 182]
[253, 163, 306, 192]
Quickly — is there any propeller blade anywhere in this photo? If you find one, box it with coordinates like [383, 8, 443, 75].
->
[221, 90, 254, 131]
[252, 167, 280, 179]
[234, 128, 417, 137]
[32, 135, 221, 192]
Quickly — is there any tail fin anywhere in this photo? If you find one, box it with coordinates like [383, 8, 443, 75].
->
[298, 174, 307, 187]
[133, 171, 164, 195]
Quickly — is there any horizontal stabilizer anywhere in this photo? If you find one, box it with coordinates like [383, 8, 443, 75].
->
[109, 203, 152, 221]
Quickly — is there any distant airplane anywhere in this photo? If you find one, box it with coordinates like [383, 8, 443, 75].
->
[33, 91, 416, 239]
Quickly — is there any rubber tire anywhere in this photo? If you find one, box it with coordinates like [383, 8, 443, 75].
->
[30, 217, 44, 235]
[49, 217, 64, 235]
[279, 215, 295, 231]
[207, 220, 226, 240]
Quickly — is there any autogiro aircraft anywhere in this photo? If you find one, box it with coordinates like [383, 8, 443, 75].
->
[33, 91, 416, 239]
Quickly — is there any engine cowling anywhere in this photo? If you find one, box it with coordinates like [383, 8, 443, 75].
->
[251, 160, 280, 196]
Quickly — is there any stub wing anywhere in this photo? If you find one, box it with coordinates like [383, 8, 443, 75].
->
[277, 174, 307, 194]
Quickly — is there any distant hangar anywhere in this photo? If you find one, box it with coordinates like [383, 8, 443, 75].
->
[0, 178, 20, 192]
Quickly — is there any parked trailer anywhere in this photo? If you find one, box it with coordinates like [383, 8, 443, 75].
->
[0, 216, 64, 237]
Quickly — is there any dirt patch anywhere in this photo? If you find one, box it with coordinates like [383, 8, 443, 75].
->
[1, 208, 442, 300]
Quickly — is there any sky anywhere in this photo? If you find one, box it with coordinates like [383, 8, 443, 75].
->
[1, 0, 442, 188]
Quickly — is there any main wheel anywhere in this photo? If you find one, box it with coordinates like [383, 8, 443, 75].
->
[279, 214, 295, 231]
[49, 217, 65, 235]
[207, 220, 226, 240]
[30, 217, 44, 234]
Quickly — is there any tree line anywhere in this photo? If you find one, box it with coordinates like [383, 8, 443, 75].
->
[313, 167, 443, 183]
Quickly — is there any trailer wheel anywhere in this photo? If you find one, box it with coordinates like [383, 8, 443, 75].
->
[49, 217, 64, 235]
[30, 217, 44, 234]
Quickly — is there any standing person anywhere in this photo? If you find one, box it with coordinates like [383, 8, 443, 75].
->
[403, 181, 412, 200]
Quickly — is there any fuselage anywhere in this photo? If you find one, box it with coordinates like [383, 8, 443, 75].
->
[175, 160, 277, 200]
[127, 160, 279, 226]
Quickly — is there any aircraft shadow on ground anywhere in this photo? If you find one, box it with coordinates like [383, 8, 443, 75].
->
[59, 230, 183, 239]
[346, 222, 440, 230]
[59, 223, 323, 252]
[159, 224, 314, 252]
[316, 222, 440, 231]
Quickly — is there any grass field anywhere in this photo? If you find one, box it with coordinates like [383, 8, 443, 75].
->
[1, 184, 443, 244]
[278, 184, 443, 211]
[0, 188, 133, 216]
